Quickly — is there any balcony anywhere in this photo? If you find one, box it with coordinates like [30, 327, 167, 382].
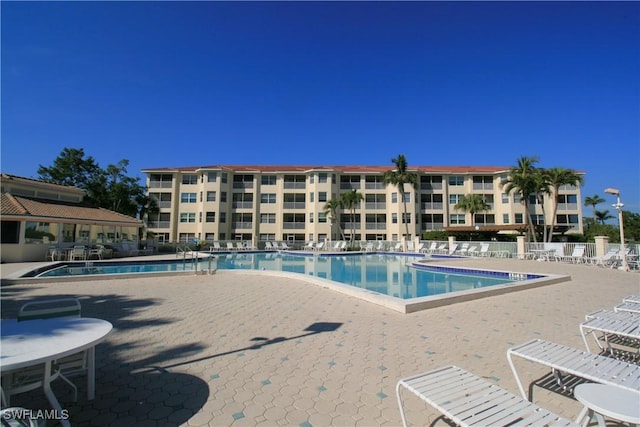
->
[232, 182, 254, 189]
[147, 221, 171, 229]
[365, 202, 386, 210]
[420, 202, 444, 210]
[232, 202, 254, 209]
[283, 202, 306, 209]
[149, 181, 173, 189]
[283, 222, 306, 229]
[232, 222, 253, 229]
[365, 223, 386, 230]
[283, 182, 306, 190]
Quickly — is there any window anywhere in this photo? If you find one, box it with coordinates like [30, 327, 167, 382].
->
[181, 193, 197, 203]
[179, 233, 195, 243]
[403, 193, 410, 203]
[420, 175, 443, 190]
[448, 176, 464, 186]
[402, 213, 411, 224]
[221, 173, 228, 183]
[206, 191, 216, 202]
[221, 192, 227, 203]
[260, 213, 276, 224]
[472, 176, 493, 190]
[220, 212, 226, 223]
[391, 192, 398, 203]
[261, 193, 276, 204]
[501, 193, 510, 204]
[181, 174, 197, 185]
[207, 172, 217, 182]
[392, 213, 398, 224]
[180, 213, 196, 223]
[309, 175, 314, 184]
[318, 212, 327, 223]
[309, 192, 314, 203]
[449, 214, 466, 225]
[318, 192, 327, 202]
[503, 214, 510, 224]
[319, 173, 328, 183]
[515, 213, 524, 224]
[206, 212, 216, 222]
[309, 213, 314, 223]
[259, 233, 276, 241]
[205, 233, 215, 241]
[261, 175, 276, 185]
[449, 194, 462, 205]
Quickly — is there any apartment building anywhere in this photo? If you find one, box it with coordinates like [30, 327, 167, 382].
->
[141, 165, 584, 244]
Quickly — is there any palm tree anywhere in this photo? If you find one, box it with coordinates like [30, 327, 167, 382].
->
[323, 198, 345, 241]
[454, 194, 490, 227]
[340, 189, 363, 245]
[544, 167, 584, 242]
[383, 154, 417, 240]
[595, 210, 614, 225]
[584, 194, 605, 219]
[500, 156, 540, 242]
[533, 170, 552, 242]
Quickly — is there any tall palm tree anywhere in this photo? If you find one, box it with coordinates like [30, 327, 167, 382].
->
[544, 167, 584, 242]
[533, 170, 552, 243]
[500, 156, 540, 242]
[584, 194, 605, 219]
[323, 198, 345, 241]
[340, 189, 363, 244]
[454, 194, 490, 226]
[383, 154, 417, 239]
[595, 210, 614, 225]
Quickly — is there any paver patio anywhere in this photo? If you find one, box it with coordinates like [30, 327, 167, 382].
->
[1, 257, 637, 426]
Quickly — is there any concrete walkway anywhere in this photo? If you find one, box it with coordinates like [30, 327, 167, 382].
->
[1, 256, 638, 426]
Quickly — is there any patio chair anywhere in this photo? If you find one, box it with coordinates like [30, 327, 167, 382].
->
[87, 245, 104, 260]
[396, 365, 578, 427]
[616, 302, 640, 314]
[580, 310, 640, 357]
[624, 295, 640, 304]
[210, 242, 222, 251]
[364, 242, 373, 252]
[4, 299, 85, 404]
[472, 243, 492, 257]
[507, 339, 640, 401]
[424, 242, 437, 253]
[588, 249, 619, 268]
[559, 244, 587, 263]
[314, 241, 325, 251]
[393, 242, 403, 252]
[70, 245, 87, 261]
[304, 241, 315, 250]
[280, 242, 291, 250]
[338, 241, 347, 251]
[415, 242, 424, 253]
[435, 243, 448, 254]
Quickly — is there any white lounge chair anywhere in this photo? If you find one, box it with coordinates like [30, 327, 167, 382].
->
[588, 249, 619, 268]
[396, 365, 578, 427]
[624, 295, 640, 304]
[264, 241, 274, 250]
[338, 241, 347, 251]
[559, 244, 587, 263]
[209, 242, 222, 251]
[616, 302, 640, 314]
[424, 242, 437, 253]
[473, 243, 492, 257]
[314, 241, 325, 251]
[364, 242, 373, 252]
[580, 311, 640, 356]
[304, 241, 315, 251]
[280, 242, 290, 250]
[507, 339, 640, 401]
[393, 242, 403, 252]
[455, 243, 470, 255]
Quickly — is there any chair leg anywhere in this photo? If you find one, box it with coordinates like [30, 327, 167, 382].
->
[56, 372, 78, 402]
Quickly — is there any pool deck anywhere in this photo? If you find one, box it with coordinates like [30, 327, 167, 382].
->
[1, 255, 638, 426]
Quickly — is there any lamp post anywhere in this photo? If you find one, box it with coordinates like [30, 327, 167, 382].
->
[604, 188, 628, 271]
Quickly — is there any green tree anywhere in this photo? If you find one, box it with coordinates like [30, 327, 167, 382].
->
[37, 148, 148, 219]
[544, 167, 584, 242]
[595, 210, 614, 225]
[584, 194, 605, 219]
[383, 154, 417, 239]
[454, 194, 490, 227]
[323, 198, 345, 241]
[37, 148, 102, 189]
[340, 189, 363, 245]
[500, 156, 540, 242]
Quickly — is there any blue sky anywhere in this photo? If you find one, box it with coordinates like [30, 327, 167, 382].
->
[2, 1, 639, 213]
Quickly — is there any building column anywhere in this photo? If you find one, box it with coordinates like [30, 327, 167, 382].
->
[448, 235, 457, 255]
[517, 235, 527, 259]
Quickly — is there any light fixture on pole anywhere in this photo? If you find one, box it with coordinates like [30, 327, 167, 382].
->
[604, 187, 628, 271]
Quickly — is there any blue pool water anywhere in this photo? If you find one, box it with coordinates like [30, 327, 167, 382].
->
[36, 253, 538, 300]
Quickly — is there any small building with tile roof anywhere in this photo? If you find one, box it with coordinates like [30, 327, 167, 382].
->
[1, 174, 142, 263]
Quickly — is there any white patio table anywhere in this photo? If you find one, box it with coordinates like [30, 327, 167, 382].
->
[0, 317, 113, 427]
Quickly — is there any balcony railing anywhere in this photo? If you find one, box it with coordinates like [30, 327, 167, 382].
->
[149, 182, 173, 189]
[365, 223, 386, 230]
[283, 222, 306, 229]
[365, 202, 386, 210]
[232, 202, 253, 209]
[147, 221, 171, 229]
[283, 182, 306, 189]
[421, 223, 444, 231]
[365, 183, 385, 190]
[157, 201, 172, 209]
[232, 222, 253, 229]
[232, 182, 254, 189]
[340, 183, 361, 190]
[558, 203, 579, 211]
[420, 202, 444, 210]
[283, 202, 306, 209]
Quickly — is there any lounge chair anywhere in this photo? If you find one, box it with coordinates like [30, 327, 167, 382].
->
[396, 365, 578, 427]
[580, 311, 640, 356]
[435, 243, 448, 254]
[304, 241, 315, 251]
[209, 242, 222, 251]
[615, 302, 640, 314]
[424, 242, 437, 253]
[338, 241, 347, 251]
[507, 339, 640, 401]
[364, 242, 373, 252]
[393, 242, 403, 252]
[264, 241, 274, 250]
[473, 243, 492, 257]
[70, 245, 87, 261]
[415, 242, 424, 253]
[448, 243, 459, 255]
[280, 242, 290, 250]
[624, 295, 640, 304]
[376, 241, 385, 251]
[314, 241, 325, 251]
[588, 249, 619, 268]
[559, 244, 586, 263]
[455, 243, 470, 256]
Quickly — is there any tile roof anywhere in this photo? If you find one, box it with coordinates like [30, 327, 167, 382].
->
[1, 193, 142, 225]
[141, 164, 515, 174]
[1, 173, 85, 194]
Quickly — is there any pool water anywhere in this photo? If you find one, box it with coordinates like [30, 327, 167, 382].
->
[37, 253, 531, 300]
